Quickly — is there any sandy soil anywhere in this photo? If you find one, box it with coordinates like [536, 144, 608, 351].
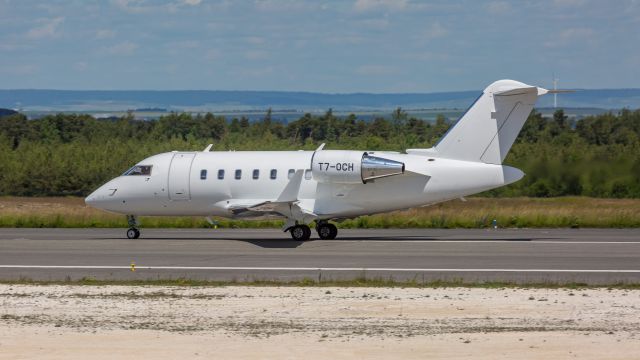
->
[0, 285, 639, 359]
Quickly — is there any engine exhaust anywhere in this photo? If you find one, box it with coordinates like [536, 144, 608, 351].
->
[361, 154, 405, 182]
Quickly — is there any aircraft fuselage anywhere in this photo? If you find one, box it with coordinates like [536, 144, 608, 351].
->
[86, 150, 522, 220]
[85, 79, 546, 240]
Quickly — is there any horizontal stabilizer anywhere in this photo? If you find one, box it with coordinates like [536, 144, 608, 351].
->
[493, 86, 538, 96]
[546, 89, 576, 94]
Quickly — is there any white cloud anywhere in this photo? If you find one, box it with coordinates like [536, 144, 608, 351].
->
[0, 42, 31, 52]
[324, 35, 366, 45]
[245, 36, 265, 45]
[353, 0, 407, 12]
[553, 0, 587, 7]
[26, 17, 64, 39]
[405, 51, 449, 62]
[103, 41, 139, 55]
[423, 22, 447, 40]
[206, 21, 234, 31]
[244, 50, 269, 60]
[169, 40, 200, 49]
[255, 0, 315, 12]
[205, 49, 221, 60]
[96, 29, 117, 39]
[74, 61, 88, 72]
[236, 65, 275, 78]
[485, 1, 511, 15]
[0, 64, 38, 75]
[164, 40, 200, 56]
[544, 27, 595, 48]
[111, 0, 144, 13]
[112, 0, 195, 13]
[355, 64, 398, 75]
[357, 18, 389, 30]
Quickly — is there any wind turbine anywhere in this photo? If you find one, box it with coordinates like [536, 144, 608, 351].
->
[552, 74, 559, 108]
[550, 74, 574, 108]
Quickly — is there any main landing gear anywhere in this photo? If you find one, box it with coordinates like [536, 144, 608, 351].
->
[289, 224, 312, 241]
[126, 215, 140, 239]
[316, 222, 338, 240]
[287, 222, 338, 241]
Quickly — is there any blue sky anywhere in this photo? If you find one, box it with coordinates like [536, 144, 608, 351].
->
[0, 0, 639, 92]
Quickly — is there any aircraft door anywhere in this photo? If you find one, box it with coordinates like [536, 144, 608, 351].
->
[168, 153, 195, 200]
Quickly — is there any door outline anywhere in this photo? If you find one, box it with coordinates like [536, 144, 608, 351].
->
[168, 153, 195, 201]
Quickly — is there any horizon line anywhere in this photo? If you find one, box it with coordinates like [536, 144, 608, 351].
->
[1, 87, 639, 94]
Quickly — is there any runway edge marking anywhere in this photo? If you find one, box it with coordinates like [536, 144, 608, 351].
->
[1, 265, 639, 273]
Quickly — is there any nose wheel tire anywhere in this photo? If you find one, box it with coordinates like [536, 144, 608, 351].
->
[290, 225, 311, 241]
[126, 228, 140, 239]
[316, 223, 338, 240]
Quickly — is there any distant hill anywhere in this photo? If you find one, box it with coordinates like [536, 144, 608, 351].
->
[0, 88, 639, 112]
[0, 108, 18, 117]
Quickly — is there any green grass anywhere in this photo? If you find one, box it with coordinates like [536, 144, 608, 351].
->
[1, 277, 639, 289]
[1, 196, 639, 228]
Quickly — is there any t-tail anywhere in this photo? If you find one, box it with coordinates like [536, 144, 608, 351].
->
[408, 79, 549, 165]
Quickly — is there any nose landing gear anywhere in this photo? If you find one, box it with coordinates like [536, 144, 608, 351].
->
[126, 228, 140, 239]
[126, 215, 140, 239]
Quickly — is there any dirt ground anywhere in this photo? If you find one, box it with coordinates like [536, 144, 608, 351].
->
[0, 285, 639, 359]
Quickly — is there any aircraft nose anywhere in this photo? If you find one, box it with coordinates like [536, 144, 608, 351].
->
[84, 189, 100, 207]
[85, 182, 117, 209]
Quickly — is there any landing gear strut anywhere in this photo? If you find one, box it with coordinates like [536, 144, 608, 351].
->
[316, 222, 338, 240]
[289, 224, 311, 241]
[126, 215, 140, 239]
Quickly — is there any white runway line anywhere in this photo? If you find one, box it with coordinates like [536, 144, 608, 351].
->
[352, 241, 640, 244]
[0, 265, 639, 273]
[5, 240, 639, 244]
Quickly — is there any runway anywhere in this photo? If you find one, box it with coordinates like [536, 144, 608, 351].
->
[0, 228, 638, 284]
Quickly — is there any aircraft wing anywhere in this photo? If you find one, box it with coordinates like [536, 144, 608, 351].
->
[224, 170, 317, 221]
[226, 199, 297, 213]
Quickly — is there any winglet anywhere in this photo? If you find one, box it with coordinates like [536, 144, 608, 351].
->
[203, 144, 213, 152]
[277, 169, 304, 202]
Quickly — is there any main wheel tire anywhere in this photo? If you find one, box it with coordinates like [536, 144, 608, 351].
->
[127, 228, 140, 239]
[302, 225, 311, 240]
[317, 223, 338, 240]
[290, 225, 311, 241]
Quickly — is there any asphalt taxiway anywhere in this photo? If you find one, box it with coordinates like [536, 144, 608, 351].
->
[0, 228, 638, 284]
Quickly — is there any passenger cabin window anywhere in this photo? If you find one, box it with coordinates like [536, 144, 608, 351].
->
[288, 169, 295, 179]
[218, 169, 225, 179]
[235, 169, 242, 180]
[123, 165, 152, 176]
[200, 169, 207, 180]
[270, 169, 277, 180]
[304, 169, 312, 180]
[253, 169, 259, 180]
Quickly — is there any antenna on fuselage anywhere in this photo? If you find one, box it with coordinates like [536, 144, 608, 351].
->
[203, 144, 213, 152]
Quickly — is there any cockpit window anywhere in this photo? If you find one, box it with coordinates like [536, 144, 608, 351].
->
[123, 165, 152, 176]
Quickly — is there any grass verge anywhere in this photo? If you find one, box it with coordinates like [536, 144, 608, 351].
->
[1, 277, 639, 289]
[1, 196, 639, 228]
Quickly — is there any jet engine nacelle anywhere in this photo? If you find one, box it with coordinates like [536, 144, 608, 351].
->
[311, 150, 405, 184]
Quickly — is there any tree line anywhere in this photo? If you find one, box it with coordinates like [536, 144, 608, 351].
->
[0, 108, 639, 198]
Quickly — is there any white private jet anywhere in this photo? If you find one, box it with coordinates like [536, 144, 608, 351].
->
[86, 79, 550, 240]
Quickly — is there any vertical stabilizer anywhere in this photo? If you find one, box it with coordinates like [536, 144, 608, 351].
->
[432, 80, 546, 165]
